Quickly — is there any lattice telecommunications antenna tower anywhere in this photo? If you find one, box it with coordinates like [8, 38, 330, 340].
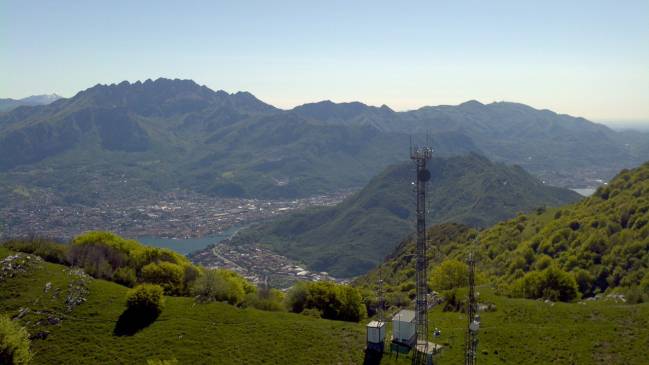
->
[464, 251, 479, 365]
[410, 143, 433, 365]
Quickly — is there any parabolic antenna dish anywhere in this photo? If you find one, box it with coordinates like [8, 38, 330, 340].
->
[469, 320, 480, 332]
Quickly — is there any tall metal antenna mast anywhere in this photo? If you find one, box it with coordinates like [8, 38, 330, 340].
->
[464, 251, 479, 365]
[411, 143, 433, 365]
[378, 268, 384, 323]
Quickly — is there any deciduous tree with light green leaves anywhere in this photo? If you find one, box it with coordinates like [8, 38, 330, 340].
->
[429, 259, 469, 291]
[0, 314, 33, 365]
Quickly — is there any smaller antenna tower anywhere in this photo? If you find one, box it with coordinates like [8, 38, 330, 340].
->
[378, 268, 384, 323]
[366, 268, 387, 352]
[464, 252, 479, 365]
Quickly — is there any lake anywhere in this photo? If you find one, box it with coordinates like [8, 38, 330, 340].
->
[571, 188, 597, 197]
[136, 225, 242, 255]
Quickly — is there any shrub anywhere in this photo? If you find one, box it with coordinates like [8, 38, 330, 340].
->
[2, 238, 69, 265]
[284, 281, 309, 313]
[429, 259, 468, 291]
[141, 262, 185, 295]
[573, 269, 595, 297]
[512, 266, 579, 302]
[191, 269, 247, 305]
[182, 265, 201, 293]
[284, 281, 366, 322]
[67, 243, 127, 279]
[641, 272, 649, 294]
[300, 308, 323, 318]
[534, 255, 554, 271]
[244, 287, 285, 312]
[113, 267, 137, 287]
[126, 284, 165, 316]
[0, 314, 33, 365]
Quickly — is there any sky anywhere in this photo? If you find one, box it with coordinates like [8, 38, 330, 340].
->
[1, 0, 648, 124]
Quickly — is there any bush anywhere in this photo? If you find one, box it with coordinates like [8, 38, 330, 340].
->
[285, 282, 309, 313]
[141, 262, 185, 295]
[641, 272, 649, 294]
[191, 269, 247, 305]
[573, 269, 595, 297]
[0, 314, 33, 365]
[512, 266, 579, 302]
[430, 259, 468, 291]
[67, 243, 127, 280]
[300, 307, 323, 318]
[182, 265, 201, 293]
[126, 284, 165, 316]
[113, 267, 137, 287]
[284, 281, 366, 322]
[2, 238, 69, 265]
[244, 287, 285, 312]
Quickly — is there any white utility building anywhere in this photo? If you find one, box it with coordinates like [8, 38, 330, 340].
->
[366, 320, 386, 351]
[392, 309, 416, 347]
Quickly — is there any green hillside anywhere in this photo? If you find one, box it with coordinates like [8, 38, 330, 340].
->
[357, 161, 649, 301]
[233, 154, 579, 277]
[2, 246, 648, 364]
[0, 247, 366, 364]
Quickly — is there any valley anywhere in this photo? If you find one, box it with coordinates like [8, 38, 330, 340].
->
[0, 190, 351, 241]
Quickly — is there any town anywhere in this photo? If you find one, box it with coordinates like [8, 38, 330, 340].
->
[0, 190, 352, 241]
[188, 240, 347, 289]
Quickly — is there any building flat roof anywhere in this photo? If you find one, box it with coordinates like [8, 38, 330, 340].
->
[392, 309, 416, 323]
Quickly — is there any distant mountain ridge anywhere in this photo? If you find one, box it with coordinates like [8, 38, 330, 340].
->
[232, 154, 581, 277]
[0, 78, 646, 208]
[293, 99, 646, 184]
[0, 93, 62, 112]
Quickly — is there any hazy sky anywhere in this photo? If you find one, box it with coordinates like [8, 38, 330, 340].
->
[2, 0, 648, 123]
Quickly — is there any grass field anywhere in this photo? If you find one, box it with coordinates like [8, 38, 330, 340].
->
[0, 248, 366, 364]
[1, 247, 648, 364]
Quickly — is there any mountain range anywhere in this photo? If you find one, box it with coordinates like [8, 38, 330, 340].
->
[232, 154, 581, 277]
[0, 94, 62, 112]
[0, 78, 647, 207]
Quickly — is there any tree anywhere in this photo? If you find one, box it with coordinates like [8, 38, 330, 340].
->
[573, 268, 595, 297]
[141, 262, 185, 295]
[113, 267, 137, 287]
[284, 281, 366, 322]
[641, 271, 649, 294]
[191, 269, 246, 305]
[126, 284, 165, 316]
[0, 315, 32, 365]
[429, 259, 469, 291]
[284, 281, 309, 313]
[513, 266, 579, 302]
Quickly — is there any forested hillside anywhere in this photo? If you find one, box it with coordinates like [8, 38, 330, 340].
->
[234, 154, 580, 277]
[357, 161, 649, 303]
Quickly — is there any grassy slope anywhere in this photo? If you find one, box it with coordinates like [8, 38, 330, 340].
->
[424, 287, 649, 365]
[1, 247, 648, 364]
[0, 247, 365, 364]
